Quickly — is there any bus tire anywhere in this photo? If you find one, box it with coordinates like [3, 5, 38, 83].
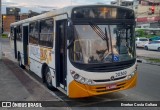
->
[18, 54, 25, 69]
[44, 66, 57, 91]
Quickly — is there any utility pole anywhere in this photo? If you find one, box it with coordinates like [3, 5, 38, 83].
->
[0, 0, 2, 59]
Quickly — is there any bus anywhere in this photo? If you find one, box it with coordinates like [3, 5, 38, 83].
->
[10, 5, 137, 98]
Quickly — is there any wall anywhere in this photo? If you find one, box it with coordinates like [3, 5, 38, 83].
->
[137, 5, 160, 17]
[3, 15, 15, 33]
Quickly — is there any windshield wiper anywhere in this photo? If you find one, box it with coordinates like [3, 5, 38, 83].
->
[108, 25, 114, 62]
[105, 27, 109, 52]
[89, 22, 111, 60]
[89, 22, 106, 40]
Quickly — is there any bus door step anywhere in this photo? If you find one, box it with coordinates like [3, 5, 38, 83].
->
[25, 65, 30, 70]
[57, 87, 67, 95]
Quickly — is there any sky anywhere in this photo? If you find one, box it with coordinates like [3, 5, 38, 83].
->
[2, 0, 114, 14]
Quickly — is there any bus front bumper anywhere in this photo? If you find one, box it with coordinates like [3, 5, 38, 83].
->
[68, 72, 137, 98]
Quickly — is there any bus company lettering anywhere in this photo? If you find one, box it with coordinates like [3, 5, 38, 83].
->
[27, 103, 42, 107]
[12, 102, 42, 107]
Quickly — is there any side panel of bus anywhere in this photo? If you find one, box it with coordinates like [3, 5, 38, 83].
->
[28, 18, 56, 87]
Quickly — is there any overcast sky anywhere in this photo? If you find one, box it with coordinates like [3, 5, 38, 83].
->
[2, 0, 114, 13]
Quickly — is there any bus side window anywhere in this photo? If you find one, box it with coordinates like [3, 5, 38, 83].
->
[29, 22, 39, 44]
[40, 19, 54, 47]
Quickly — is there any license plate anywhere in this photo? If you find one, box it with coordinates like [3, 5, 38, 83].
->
[106, 84, 117, 89]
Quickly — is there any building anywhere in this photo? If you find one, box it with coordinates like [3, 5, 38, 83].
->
[136, 0, 160, 29]
[111, 0, 160, 28]
[140, 0, 160, 6]
[2, 7, 40, 33]
[2, 15, 16, 33]
[111, 0, 139, 13]
[19, 13, 29, 20]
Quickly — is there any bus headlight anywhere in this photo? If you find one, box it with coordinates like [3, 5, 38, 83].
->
[128, 71, 136, 79]
[70, 70, 95, 85]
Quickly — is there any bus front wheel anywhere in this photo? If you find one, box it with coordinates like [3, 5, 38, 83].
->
[44, 67, 57, 91]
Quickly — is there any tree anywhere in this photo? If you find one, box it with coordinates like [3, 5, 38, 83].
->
[136, 29, 145, 37]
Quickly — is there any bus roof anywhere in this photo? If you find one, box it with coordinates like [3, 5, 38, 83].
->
[10, 5, 134, 26]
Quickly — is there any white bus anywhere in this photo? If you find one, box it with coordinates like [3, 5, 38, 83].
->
[10, 5, 137, 98]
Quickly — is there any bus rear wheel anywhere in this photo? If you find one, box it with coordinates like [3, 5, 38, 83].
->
[44, 67, 57, 91]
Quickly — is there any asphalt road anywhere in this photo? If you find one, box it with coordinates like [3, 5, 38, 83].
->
[122, 63, 160, 101]
[136, 48, 160, 59]
[1, 38, 160, 110]
[58, 63, 160, 110]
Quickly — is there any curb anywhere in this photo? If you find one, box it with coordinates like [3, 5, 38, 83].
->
[137, 57, 160, 66]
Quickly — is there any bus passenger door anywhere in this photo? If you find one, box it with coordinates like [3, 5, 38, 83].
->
[23, 26, 29, 65]
[55, 20, 67, 90]
[14, 27, 17, 59]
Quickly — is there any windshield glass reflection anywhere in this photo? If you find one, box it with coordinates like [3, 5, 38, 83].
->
[70, 24, 135, 64]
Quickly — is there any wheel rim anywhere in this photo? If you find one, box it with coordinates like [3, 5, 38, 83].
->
[46, 71, 52, 85]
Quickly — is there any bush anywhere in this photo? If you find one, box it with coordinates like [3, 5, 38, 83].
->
[2, 34, 8, 38]
[135, 29, 156, 38]
[135, 29, 145, 37]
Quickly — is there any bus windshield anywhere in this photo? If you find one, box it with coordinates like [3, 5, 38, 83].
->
[70, 24, 135, 64]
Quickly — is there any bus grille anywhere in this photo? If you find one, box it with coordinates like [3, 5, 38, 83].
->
[93, 76, 126, 82]
[87, 63, 133, 72]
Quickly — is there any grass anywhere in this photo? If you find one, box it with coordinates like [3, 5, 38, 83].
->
[146, 58, 160, 63]
[1, 34, 8, 38]
[145, 35, 156, 39]
[136, 35, 155, 39]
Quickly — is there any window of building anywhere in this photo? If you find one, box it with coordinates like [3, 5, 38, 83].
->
[29, 22, 39, 44]
[40, 19, 54, 47]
